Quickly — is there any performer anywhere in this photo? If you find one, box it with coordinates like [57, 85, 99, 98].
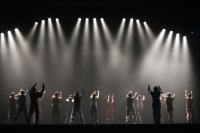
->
[64, 94, 74, 124]
[106, 94, 114, 123]
[90, 90, 100, 124]
[52, 91, 62, 124]
[69, 89, 85, 124]
[125, 90, 137, 124]
[7, 92, 17, 124]
[185, 89, 193, 124]
[27, 83, 45, 124]
[14, 88, 29, 123]
[136, 94, 145, 124]
[148, 85, 163, 124]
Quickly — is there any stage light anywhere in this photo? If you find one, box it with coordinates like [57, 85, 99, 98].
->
[136, 18, 146, 46]
[69, 17, 82, 45]
[42, 20, 45, 23]
[115, 18, 126, 46]
[143, 21, 155, 42]
[130, 18, 133, 21]
[14, 28, 18, 32]
[28, 22, 39, 40]
[55, 16, 67, 45]
[48, 18, 51, 21]
[125, 17, 134, 50]
[93, 17, 102, 49]
[100, 18, 113, 45]
[35, 22, 38, 25]
[93, 18, 96, 21]
[55, 18, 59, 21]
[86, 18, 89, 21]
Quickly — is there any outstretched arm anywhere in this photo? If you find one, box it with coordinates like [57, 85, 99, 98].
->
[41, 83, 45, 94]
[158, 85, 163, 93]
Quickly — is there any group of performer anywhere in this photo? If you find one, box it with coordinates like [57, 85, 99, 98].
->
[7, 83, 193, 124]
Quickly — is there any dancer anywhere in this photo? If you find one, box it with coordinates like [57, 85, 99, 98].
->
[69, 89, 85, 124]
[136, 94, 145, 124]
[64, 94, 74, 124]
[90, 90, 100, 124]
[7, 92, 17, 124]
[27, 83, 45, 124]
[106, 94, 114, 123]
[14, 88, 29, 123]
[125, 90, 137, 124]
[185, 89, 193, 123]
[162, 92, 175, 124]
[148, 85, 163, 124]
[52, 91, 62, 124]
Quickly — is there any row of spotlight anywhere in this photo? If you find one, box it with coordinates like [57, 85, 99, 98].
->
[0, 18, 187, 40]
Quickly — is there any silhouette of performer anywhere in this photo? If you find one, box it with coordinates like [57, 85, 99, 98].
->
[69, 89, 85, 124]
[185, 89, 193, 123]
[27, 83, 45, 124]
[136, 94, 145, 124]
[126, 90, 137, 124]
[106, 94, 114, 123]
[7, 92, 17, 124]
[148, 85, 163, 124]
[90, 90, 100, 124]
[65, 94, 74, 124]
[52, 91, 62, 124]
[14, 88, 29, 123]
[162, 92, 175, 124]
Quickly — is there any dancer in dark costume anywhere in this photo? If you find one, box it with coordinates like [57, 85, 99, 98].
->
[27, 83, 45, 124]
[64, 94, 74, 124]
[14, 88, 29, 123]
[7, 92, 17, 124]
[148, 85, 163, 124]
[69, 89, 85, 124]
[90, 90, 100, 124]
[52, 91, 62, 124]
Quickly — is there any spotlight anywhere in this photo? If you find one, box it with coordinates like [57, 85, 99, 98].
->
[8, 31, 11, 34]
[86, 18, 89, 21]
[48, 18, 51, 21]
[35, 22, 38, 25]
[42, 20, 45, 23]
[14, 28, 18, 32]
[136, 19, 139, 23]
[163, 29, 166, 31]
[130, 18, 133, 21]
[183, 36, 186, 39]
[143, 21, 147, 25]
[78, 18, 81, 21]
[1, 33, 3, 36]
[122, 18, 126, 21]
[55, 18, 59, 21]
[100, 18, 104, 21]
[93, 18, 96, 21]
[170, 31, 173, 33]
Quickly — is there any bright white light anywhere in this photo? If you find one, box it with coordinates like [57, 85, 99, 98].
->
[48, 18, 51, 21]
[115, 17, 126, 45]
[143, 21, 147, 25]
[143, 21, 155, 42]
[93, 18, 96, 21]
[55, 18, 59, 21]
[130, 18, 133, 21]
[0, 33, 3, 36]
[100, 18, 113, 45]
[35, 22, 38, 25]
[15, 28, 18, 32]
[8, 31, 11, 34]
[136, 18, 146, 46]
[100, 18, 103, 21]
[69, 18, 82, 45]
[86, 18, 89, 21]
[122, 18, 126, 21]
[136, 19, 139, 23]
[78, 18, 81, 21]
[42, 20, 45, 23]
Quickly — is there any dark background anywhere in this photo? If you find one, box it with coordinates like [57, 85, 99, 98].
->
[0, 0, 200, 124]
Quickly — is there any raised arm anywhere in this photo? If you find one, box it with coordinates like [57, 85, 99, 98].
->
[158, 85, 163, 93]
[96, 90, 100, 98]
[143, 95, 145, 101]
[41, 83, 45, 93]
[148, 85, 151, 93]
